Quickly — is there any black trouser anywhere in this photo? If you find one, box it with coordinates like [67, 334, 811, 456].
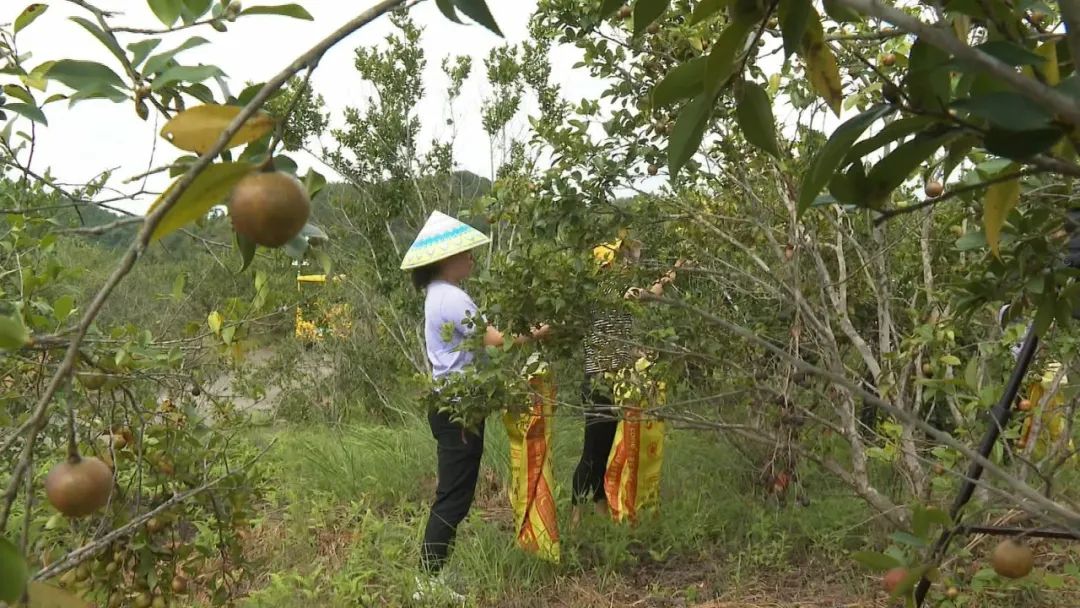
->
[572, 373, 619, 505]
[421, 407, 485, 573]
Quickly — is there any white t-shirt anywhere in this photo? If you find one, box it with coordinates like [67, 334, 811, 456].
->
[424, 280, 484, 379]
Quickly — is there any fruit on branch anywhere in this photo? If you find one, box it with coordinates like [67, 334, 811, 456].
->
[647, 22, 660, 35]
[991, 539, 1034, 578]
[171, 576, 189, 594]
[617, 5, 632, 19]
[648, 164, 659, 176]
[882, 567, 908, 593]
[228, 171, 311, 247]
[924, 181, 944, 198]
[44, 455, 113, 517]
[881, 53, 896, 67]
[1018, 398, 1033, 411]
[946, 587, 959, 599]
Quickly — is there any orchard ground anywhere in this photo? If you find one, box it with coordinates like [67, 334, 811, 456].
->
[169, 343, 1080, 608]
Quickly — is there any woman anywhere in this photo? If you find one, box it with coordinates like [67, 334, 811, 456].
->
[400, 211, 549, 592]
[572, 232, 680, 525]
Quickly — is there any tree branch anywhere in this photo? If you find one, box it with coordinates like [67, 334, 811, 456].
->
[835, 0, 1080, 126]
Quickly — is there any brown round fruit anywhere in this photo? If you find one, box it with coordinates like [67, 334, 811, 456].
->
[933, 463, 945, 475]
[882, 53, 896, 67]
[883, 567, 908, 593]
[924, 181, 944, 198]
[647, 164, 659, 176]
[617, 5, 632, 19]
[992, 539, 1034, 578]
[134, 593, 153, 608]
[171, 576, 189, 594]
[1018, 399, 1034, 412]
[45, 456, 113, 517]
[647, 23, 660, 35]
[922, 363, 933, 377]
[146, 517, 166, 534]
[946, 587, 959, 599]
[152, 596, 167, 608]
[228, 171, 311, 248]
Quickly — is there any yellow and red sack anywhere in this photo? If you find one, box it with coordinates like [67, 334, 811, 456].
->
[604, 357, 667, 525]
[503, 365, 560, 562]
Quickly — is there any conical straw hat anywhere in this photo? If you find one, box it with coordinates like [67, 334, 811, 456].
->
[400, 211, 491, 270]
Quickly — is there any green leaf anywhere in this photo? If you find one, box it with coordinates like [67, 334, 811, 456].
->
[45, 60, 126, 94]
[984, 174, 1020, 256]
[652, 57, 705, 107]
[690, 0, 729, 24]
[940, 355, 962, 366]
[705, 19, 752, 93]
[148, 0, 184, 27]
[150, 64, 225, 91]
[843, 116, 935, 164]
[822, 0, 861, 22]
[634, 0, 671, 35]
[4, 102, 48, 125]
[0, 314, 31, 350]
[238, 4, 314, 20]
[865, 132, 954, 204]
[303, 168, 327, 198]
[668, 93, 714, 177]
[973, 40, 1047, 67]
[852, 550, 902, 571]
[143, 37, 210, 75]
[0, 537, 29, 603]
[964, 356, 979, 389]
[236, 232, 257, 273]
[780, 0, 812, 59]
[3, 85, 35, 105]
[128, 39, 163, 70]
[182, 0, 214, 22]
[53, 295, 75, 321]
[436, 0, 463, 23]
[14, 4, 48, 34]
[69, 17, 128, 70]
[600, 0, 625, 17]
[984, 127, 1063, 160]
[221, 324, 236, 345]
[171, 272, 186, 301]
[736, 81, 781, 158]
[800, 14, 843, 115]
[452, 0, 504, 37]
[146, 161, 255, 241]
[798, 104, 894, 214]
[953, 92, 1052, 131]
[906, 38, 951, 112]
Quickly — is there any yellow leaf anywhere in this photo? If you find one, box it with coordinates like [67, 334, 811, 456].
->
[207, 311, 223, 334]
[801, 19, 843, 116]
[147, 161, 254, 241]
[159, 104, 275, 154]
[27, 582, 92, 608]
[1036, 41, 1059, 86]
[984, 177, 1020, 257]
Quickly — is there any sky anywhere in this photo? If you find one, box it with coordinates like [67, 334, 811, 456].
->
[4, 0, 610, 214]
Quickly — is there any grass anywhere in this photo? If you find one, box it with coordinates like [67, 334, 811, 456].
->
[194, 410, 1080, 608]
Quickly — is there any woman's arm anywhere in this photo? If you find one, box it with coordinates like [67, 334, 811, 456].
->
[625, 259, 686, 300]
[483, 323, 551, 347]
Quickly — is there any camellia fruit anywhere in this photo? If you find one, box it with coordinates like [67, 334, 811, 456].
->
[617, 5, 632, 19]
[924, 181, 944, 198]
[1018, 399, 1034, 412]
[44, 455, 113, 517]
[991, 539, 1034, 579]
[228, 171, 311, 248]
[883, 567, 908, 593]
[882, 53, 896, 67]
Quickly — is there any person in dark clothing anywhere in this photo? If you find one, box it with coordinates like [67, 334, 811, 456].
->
[571, 233, 681, 526]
